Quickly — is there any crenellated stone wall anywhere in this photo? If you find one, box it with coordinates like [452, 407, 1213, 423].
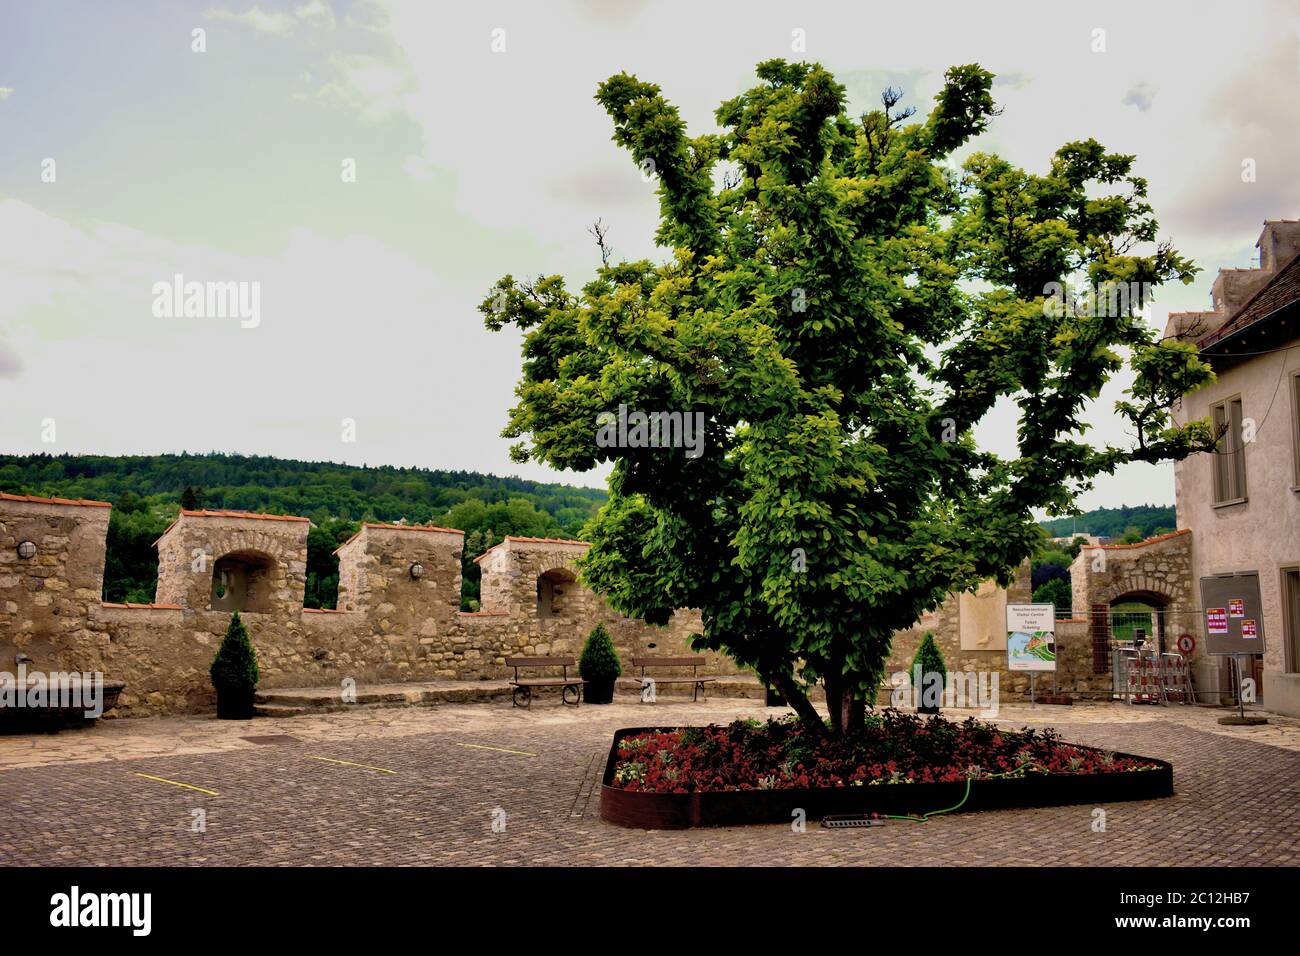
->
[0, 499, 713, 717]
[2, 493, 1142, 718]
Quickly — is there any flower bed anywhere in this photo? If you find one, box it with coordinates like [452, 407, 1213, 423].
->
[600, 712, 1172, 829]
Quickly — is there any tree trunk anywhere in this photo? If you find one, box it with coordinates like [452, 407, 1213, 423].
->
[824, 671, 844, 736]
[770, 671, 825, 738]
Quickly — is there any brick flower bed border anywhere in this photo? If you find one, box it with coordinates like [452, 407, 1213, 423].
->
[599, 726, 1173, 829]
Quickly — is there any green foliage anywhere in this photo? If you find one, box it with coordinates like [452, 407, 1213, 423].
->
[579, 623, 622, 681]
[1033, 578, 1073, 616]
[210, 612, 260, 692]
[484, 59, 1215, 735]
[1039, 504, 1174, 540]
[179, 485, 203, 510]
[103, 501, 172, 604]
[305, 518, 360, 610]
[0, 452, 605, 609]
[910, 632, 947, 683]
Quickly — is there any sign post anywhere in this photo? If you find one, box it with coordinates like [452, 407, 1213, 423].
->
[1198, 574, 1269, 726]
[1007, 604, 1056, 705]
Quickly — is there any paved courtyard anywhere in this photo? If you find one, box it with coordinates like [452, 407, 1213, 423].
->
[1, 697, 1297, 866]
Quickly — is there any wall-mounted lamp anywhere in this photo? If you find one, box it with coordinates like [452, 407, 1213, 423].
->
[409, 562, 424, 580]
[16, 540, 36, 560]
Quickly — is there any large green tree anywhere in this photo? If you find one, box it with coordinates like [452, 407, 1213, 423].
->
[483, 60, 1215, 737]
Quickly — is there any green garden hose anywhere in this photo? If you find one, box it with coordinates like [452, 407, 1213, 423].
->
[885, 775, 972, 823]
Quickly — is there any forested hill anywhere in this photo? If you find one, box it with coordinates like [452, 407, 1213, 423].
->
[1038, 504, 1176, 541]
[0, 453, 604, 527]
[0, 452, 606, 609]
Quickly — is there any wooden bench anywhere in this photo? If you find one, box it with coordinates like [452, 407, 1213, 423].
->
[506, 657, 586, 709]
[632, 656, 716, 702]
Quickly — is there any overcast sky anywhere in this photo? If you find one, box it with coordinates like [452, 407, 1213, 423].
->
[1, 0, 1297, 510]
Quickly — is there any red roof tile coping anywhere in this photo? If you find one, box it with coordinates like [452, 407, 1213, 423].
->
[333, 522, 465, 555]
[0, 491, 112, 508]
[179, 509, 310, 522]
[1097, 528, 1191, 550]
[363, 522, 464, 535]
[100, 602, 183, 610]
[154, 508, 311, 546]
[473, 535, 591, 564]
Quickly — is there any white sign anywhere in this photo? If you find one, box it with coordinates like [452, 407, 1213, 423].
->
[1007, 603, 1056, 672]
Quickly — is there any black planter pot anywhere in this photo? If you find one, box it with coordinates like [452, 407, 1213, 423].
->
[215, 687, 256, 720]
[584, 677, 616, 704]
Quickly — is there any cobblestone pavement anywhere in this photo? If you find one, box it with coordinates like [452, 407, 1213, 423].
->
[1, 698, 1297, 866]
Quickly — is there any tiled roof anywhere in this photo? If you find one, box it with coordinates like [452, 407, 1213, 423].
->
[100, 602, 183, 610]
[472, 535, 591, 564]
[154, 509, 311, 546]
[362, 522, 464, 535]
[0, 491, 112, 508]
[1199, 252, 1300, 350]
[179, 509, 310, 522]
[333, 522, 465, 555]
[1097, 528, 1191, 550]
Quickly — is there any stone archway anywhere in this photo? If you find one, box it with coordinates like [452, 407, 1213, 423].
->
[1100, 585, 1173, 654]
[1069, 529, 1195, 673]
[536, 567, 577, 619]
[211, 549, 277, 613]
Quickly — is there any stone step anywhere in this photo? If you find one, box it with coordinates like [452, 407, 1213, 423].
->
[253, 680, 513, 715]
[251, 676, 768, 717]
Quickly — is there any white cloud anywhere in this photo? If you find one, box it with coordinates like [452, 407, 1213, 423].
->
[315, 53, 412, 120]
[204, 6, 298, 36]
[0, 200, 566, 481]
[204, 1, 337, 37]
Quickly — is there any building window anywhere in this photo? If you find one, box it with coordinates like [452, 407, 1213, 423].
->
[1293, 373, 1300, 486]
[1285, 567, 1300, 674]
[1211, 396, 1247, 504]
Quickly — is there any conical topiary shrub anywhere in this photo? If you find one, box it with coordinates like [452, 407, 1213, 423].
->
[910, 631, 947, 715]
[210, 611, 260, 719]
[579, 623, 621, 704]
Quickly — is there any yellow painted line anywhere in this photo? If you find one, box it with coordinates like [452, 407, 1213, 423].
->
[305, 755, 397, 775]
[455, 742, 537, 757]
[132, 772, 220, 797]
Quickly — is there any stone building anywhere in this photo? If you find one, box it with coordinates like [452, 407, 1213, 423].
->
[1162, 219, 1300, 717]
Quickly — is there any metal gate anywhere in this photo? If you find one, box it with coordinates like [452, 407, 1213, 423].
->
[1099, 603, 1200, 704]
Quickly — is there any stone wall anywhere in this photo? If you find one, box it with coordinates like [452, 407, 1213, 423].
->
[2, 494, 1126, 718]
[0, 500, 717, 717]
[883, 561, 1113, 703]
[1068, 529, 1201, 692]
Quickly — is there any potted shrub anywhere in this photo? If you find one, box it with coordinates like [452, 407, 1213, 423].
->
[910, 631, 947, 715]
[579, 624, 621, 704]
[210, 611, 260, 719]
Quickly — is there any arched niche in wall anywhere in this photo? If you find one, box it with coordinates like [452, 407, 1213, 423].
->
[211, 549, 276, 614]
[536, 567, 576, 619]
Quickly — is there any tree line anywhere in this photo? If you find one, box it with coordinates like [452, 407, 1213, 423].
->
[1, 452, 605, 609]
